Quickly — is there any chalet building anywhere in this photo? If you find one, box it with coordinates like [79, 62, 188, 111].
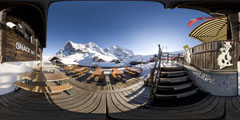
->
[49, 57, 61, 65]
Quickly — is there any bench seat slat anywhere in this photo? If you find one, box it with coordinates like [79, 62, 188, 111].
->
[15, 81, 72, 94]
[76, 69, 88, 76]
[124, 70, 136, 75]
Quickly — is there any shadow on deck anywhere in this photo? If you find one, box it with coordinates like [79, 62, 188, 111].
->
[1, 70, 240, 120]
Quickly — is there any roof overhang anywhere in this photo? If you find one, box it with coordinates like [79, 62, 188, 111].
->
[189, 17, 228, 43]
[0, 0, 239, 48]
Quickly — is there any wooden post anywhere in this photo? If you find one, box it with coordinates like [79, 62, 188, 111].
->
[149, 44, 161, 101]
[0, 9, 7, 63]
[228, 12, 239, 41]
[167, 53, 169, 63]
[177, 53, 180, 63]
[35, 38, 38, 60]
[40, 48, 42, 72]
[149, 68, 154, 99]
[238, 56, 240, 96]
[153, 45, 162, 96]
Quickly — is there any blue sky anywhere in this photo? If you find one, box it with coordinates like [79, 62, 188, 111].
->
[44, 1, 210, 56]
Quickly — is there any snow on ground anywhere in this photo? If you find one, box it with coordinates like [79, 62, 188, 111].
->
[47, 41, 184, 81]
[60, 57, 79, 65]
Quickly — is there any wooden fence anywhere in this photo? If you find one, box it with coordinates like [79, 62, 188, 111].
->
[188, 40, 240, 71]
[162, 52, 183, 63]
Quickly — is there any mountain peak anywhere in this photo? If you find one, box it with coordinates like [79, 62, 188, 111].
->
[66, 40, 74, 44]
[87, 42, 98, 48]
[56, 41, 135, 61]
[88, 42, 96, 45]
[112, 45, 119, 49]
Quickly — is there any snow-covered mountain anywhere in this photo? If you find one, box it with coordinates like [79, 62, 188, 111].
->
[104, 45, 134, 59]
[50, 41, 184, 67]
[54, 41, 136, 65]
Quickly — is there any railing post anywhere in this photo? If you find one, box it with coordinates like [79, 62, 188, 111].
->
[149, 68, 154, 99]
[177, 53, 180, 63]
[167, 53, 169, 63]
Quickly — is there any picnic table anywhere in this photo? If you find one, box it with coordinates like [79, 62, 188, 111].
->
[16, 72, 72, 94]
[18, 72, 69, 83]
[112, 68, 123, 75]
[111, 68, 124, 80]
[91, 68, 104, 80]
[43, 72, 69, 83]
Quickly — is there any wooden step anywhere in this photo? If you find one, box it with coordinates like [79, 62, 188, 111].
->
[155, 88, 199, 99]
[177, 88, 199, 98]
[161, 70, 186, 77]
[161, 66, 184, 71]
[160, 76, 189, 83]
[157, 82, 193, 90]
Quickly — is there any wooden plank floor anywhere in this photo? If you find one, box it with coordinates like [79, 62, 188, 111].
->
[0, 70, 237, 120]
[0, 71, 149, 120]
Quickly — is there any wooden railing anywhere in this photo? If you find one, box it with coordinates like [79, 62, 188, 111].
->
[188, 40, 240, 71]
[161, 52, 183, 64]
[150, 44, 162, 101]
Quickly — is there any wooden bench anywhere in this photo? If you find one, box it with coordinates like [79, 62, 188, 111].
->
[73, 67, 88, 74]
[125, 67, 141, 74]
[64, 66, 77, 72]
[111, 71, 118, 79]
[111, 68, 124, 80]
[124, 69, 136, 76]
[99, 71, 104, 80]
[14, 81, 72, 94]
[76, 69, 88, 76]
[125, 67, 141, 76]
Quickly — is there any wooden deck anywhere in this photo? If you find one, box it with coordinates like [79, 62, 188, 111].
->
[0, 69, 238, 119]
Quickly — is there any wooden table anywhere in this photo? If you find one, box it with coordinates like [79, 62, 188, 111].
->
[43, 72, 68, 82]
[93, 68, 103, 76]
[16, 72, 72, 94]
[112, 68, 123, 75]
[18, 72, 69, 83]
[91, 68, 104, 80]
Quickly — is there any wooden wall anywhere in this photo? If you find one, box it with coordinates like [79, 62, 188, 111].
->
[188, 40, 240, 71]
[1, 15, 42, 62]
[4, 29, 36, 61]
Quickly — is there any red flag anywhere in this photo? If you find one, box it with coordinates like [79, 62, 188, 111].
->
[188, 17, 216, 27]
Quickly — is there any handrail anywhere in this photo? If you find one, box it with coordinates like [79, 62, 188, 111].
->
[150, 44, 162, 100]
[153, 46, 162, 95]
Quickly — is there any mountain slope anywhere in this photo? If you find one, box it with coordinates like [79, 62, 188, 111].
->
[55, 41, 135, 65]
[51, 41, 183, 67]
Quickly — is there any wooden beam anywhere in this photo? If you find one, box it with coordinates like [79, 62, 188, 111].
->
[0, 9, 7, 63]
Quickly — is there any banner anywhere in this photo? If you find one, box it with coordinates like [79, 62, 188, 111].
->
[188, 17, 216, 27]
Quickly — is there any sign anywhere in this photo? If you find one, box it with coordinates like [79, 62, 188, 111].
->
[16, 42, 35, 55]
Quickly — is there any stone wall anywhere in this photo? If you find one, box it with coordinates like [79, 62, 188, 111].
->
[185, 65, 237, 96]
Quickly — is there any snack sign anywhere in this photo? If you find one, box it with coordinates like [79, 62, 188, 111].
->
[16, 42, 35, 55]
